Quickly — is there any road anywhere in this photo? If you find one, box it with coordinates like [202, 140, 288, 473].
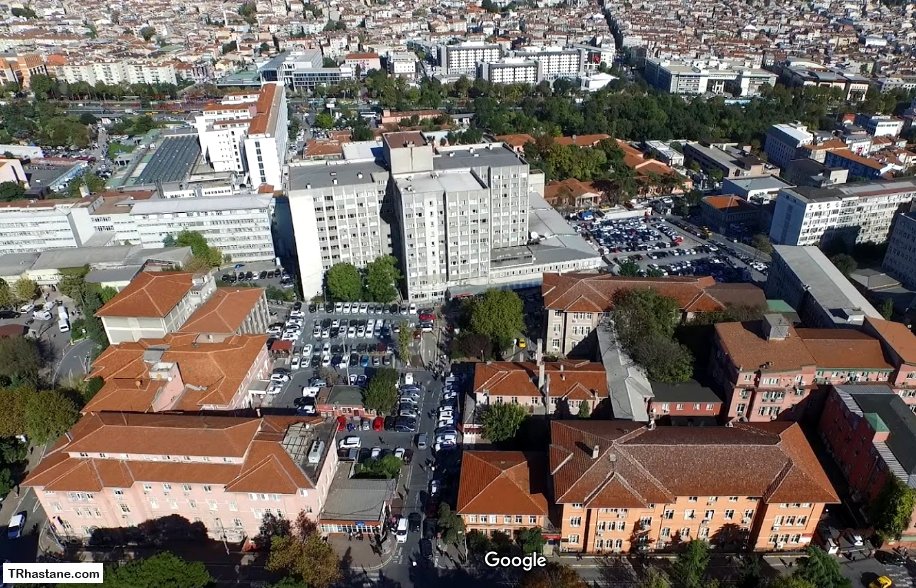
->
[54, 339, 98, 385]
[0, 444, 52, 565]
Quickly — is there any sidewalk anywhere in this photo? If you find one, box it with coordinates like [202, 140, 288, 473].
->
[327, 533, 397, 573]
[0, 442, 47, 522]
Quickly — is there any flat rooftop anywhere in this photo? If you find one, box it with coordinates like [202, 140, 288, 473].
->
[288, 161, 389, 191]
[134, 135, 201, 185]
[434, 144, 525, 170]
[130, 194, 272, 215]
[396, 170, 486, 194]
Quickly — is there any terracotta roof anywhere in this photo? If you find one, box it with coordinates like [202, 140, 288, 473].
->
[801, 139, 847, 152]
[249, 83, 278, 135]
[865, 317, 916, 365]
[96, 272, 195, 318]
[23, 413, 322, 494]
[542, 272, 727, 314]
[86, 333, 267, 411]
[715, 320, 893, 372]
[383, 131, 427, 148]
[549, 420, 839, 507]
[179, 288, 264, 335]
[828, 148, 886, 171]
[555, 134, 611, 147]
[703, 195, 757, 211]
[305, 139, 345, 158]
[544, 178, 599, 203]
[495, 134, 535, 148]
[473, 361, 607, 399]
[796, 328, 893, 370]
[345, 52, 380, 60]
[456, 451, 549, 516]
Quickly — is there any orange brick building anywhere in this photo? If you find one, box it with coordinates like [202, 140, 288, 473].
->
[549, 420, 838, 554]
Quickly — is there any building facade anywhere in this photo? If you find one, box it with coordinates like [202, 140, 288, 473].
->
[24, 413, 337, 544]
[769, 180, 916, 247]
[51, 61, 177, 85]
[764, 124, 814, 169]
[439, 42, 502, 75]
[882, 211, 916, 290]
[549, 420, 838, 554]
[0, 197, 95, 254]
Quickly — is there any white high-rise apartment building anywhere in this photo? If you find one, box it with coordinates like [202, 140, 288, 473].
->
[439, 42, 502, 75]
[480, 59, 539, 84]
[769, 179, 916, 246]
[193, 83, 288, 189]
[287, 161, 393, 296]
[764, 123, 814, 169]
[52, 61, 177, 85]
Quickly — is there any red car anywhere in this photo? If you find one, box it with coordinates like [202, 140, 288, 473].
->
[419, 313, 435, 322]
[372, 416, 384, 431]
[336, 415, 347, 431]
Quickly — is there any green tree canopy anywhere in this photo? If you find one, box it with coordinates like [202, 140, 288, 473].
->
[103, 552, 212, 588]
[829, 253, 857, 276]
[363, 256, 401, 302]
[871, 476, 916, 541]
[519, 562, 587, 588]
[671, 539, 710, 588]
[314, 112, 335, 129]
[467, 289, 524, 351]
[396, 321, 412, 361]
[139, 26, 156, 41]
[12, 277, 38, 303]
[436, 503, 466, 545]
[24, 388, 80, 444]
[266, 512, 340, 588]
[167, 230, 223, 268]
[362, 367, 399, 414]
[326, 262, 361, 301]
[792, 545, 851, 588]
[617, 259, 640, 276]
[516, 527, 546, 554]
[611, 289, 693, 383]
[481, 401, 528, 444]
[0, 181, 25, 201]
[751, 233, 774, 254]
[0, 278, 13, 308]
[0, 337, 41, 388]
[356, 454, 402, 479]
[576, 400, 591, 418]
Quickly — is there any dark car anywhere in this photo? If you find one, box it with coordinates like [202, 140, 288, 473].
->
[245, 271, 254, 280]
[308, 304, 317, 313]
[0, 310, 19, 319]
[259, 271, 268, 280]
[325, 303, 334, 313]
[394, 416, 418, 432]
[875, 551, 907, 566]
[293, 301, 302, 311]
[384, 416, 397, 430]
[408, 512, 422, 533]
[220, 274, 232, 282]
[419, 538, 433, 560]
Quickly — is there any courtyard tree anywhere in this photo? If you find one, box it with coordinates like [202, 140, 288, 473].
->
[363, 255, 401, 302]
[104, 552, 211, 588]
[481, 401, 528, 444]
[467, 289, 525, 351]
[325, 262, 361, 301]
[792, 545, 851, 588]
[871, 476, 916, 541]
[362, 367, 398, 414]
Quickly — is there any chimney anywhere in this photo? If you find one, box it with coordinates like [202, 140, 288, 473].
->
[560, 364, 565, 381]
[135, 379, 142, 388]
[762, 314, 789, 341]
[256, 408, 262, 418]
[591, 444, 599, 459]
[538, 362, 545, 390]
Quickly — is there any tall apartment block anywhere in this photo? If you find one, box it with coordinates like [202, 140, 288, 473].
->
[438, 42, 502, 76]
[385, 132, 530, 301]
[287, 160, 393, 297]
[193, 83, 288, 188]
[769, 179, 916, 246]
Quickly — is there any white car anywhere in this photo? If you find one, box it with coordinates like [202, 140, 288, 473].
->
[438, 409, 454, 419]
[434, 441, 456, 453]
[331, 319, 340, 328]
[33, 310, 52, 321]
[435, 433, 457, 444]
[338, 436, 361, 449]
[357, 326, 366, 338]
[321, 355, 331, 367]
[301, 386, 320, 397]
[430, 480, 441, 495]
[370, 446, 382, 459]
[343, 303, 352, 314]
[366, 319, 375, 330]
[359, 303, 369, 313]
[291, 356, 301, 370]
[289, 310, 304, 319]
[409, 303, 417, 314]
[394, 447, 406, 460]
[303, 344, 313, 356]
[281, 331, 298, 341]
[404, 372, 414, 386]
[266, 381, 283, 394]
[437, 418, 454, 429]
[335, 302, 343, 313]
[270, 372, 291, 383]
[349, 374, 358, 385]
[322, 343, 331, 353]
[347, 326, 356, 338]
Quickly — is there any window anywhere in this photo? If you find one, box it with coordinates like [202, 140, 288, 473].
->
[468, 515, 476, 523]
[680, 528, 691, 539]
[571, 503, 583, 509]
[188, 500, 197, 509]
[725, 509, 735, 521]
[203, 485, 212, 493]
[567, 534, 580, 544]
[684, 509, 695, 520]
[504, 516, 512, 524]
[143, 484, 152, 492]
[208, 500, 218, 511]
[704, 510, 714, 521]
[119, 503, 130, 513]
[489, 515, 497, 524]
[688, 496, 698, 503]
[663, 509, 674, 519]
[570, 516, 582, 527]
[113, 489, 124, 496]
[729, 496, 739, 502]
[660, 527, 671, 538]
[515, 515, 523, 524]
[163, 483, 172, 492]
[529, 516, 538, 524]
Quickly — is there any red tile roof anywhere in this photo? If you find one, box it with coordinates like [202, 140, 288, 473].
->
[865, 317, 916, 365]
[549, 420, 839, 507]
[555, 134, 611, 147]
[96, 272, 195, 318]
[456, 451, 549, 516]
[23, 413, 322, 494]
[473, 361, 607, 399]
[179, 288, 264, 335]
[542, 272, 733, 314]
[703, 195, 757, 212]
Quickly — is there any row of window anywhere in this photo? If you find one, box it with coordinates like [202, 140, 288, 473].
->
[466, 514, 539, 525]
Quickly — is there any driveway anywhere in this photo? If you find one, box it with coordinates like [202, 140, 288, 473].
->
[53, 339, 98, 385]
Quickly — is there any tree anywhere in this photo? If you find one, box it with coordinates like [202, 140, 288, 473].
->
[12, 277, 38, 303]
[363, 256, 401, 302]
[453, 331, 492, 360]
[792, 545, 851, 588]
[880, 298, 894, 320]
[314, 112, 335, 129]
[519, 562, 587, 588]
[255, 512, 291, 550]
[168, 230, 223, 268]
[356, 454, 402, 479]
[516, 527, 546, 554]
[436, 503, 465, 545]
[829, 253, 857, 276]
[671, 540, 710, 588]
[363, 368, 399, 414]
[612, 289, 694, 383]
[0, 278, 13, 309]
[467, 289, 524, 351]
[396, 321, 412, 362]
[104, 552, 212, 588]
[870, 476, 916, 541]
[0, 181, 24, 201]
[481, 401, 528, 444]
[326, 263, 361, 301]
[139, 26, 156, 41]
[643, 567, 673, 588]
[617, 259, 640, 276]
[768, 578, 816, 588]
[266, 513, 340, 588]
[24, 388, 80, 444]
[0, 337, 41, 387]
[265, 285, 295, 303]
[751, 233, 774, 255]
[0, 468, 13, 496]
[577, 400, 591, 418]
[10, 6, 36, 18]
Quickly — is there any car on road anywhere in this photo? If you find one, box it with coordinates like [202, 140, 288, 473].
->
[373, 416, 384, 431]
[360, 354, 370, 367]
[291, 356, 301, 370]
[370, 446, 382, 459]
[420, 538, 434, 560]
[270, 369, 291, 383]
[404, 372, 414, 386]
[430, 480, 441, 495]
[395, 517, 408, 543]
[349, 374, 358, 385]
[408, 512, 421, 533]
[302, 343, 313, 356]
[868, 577, 892, 588]
[434, 427, 457, 437]
[416, 433, 428, 449]
[357, 375, 367, 387]
[845, 530, 864, 547]
[338, 436, 361, 449]
[434, 441, 456, 453]
[435, 433, 457, 444]
[7, 512, 25, 539]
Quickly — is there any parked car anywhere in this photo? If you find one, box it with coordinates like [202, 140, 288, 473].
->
[338, 436, 361, 449]
[408, 512, 421, 533]
[7, 511, 25, 539]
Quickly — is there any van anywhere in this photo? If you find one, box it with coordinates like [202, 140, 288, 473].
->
[58, 305, 69, 321]
[58, 319, 70, 333]
[307, 440, 325, 464]
[395, 517, 408, 543]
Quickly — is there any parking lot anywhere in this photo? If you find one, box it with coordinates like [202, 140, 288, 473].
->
[571, 212, 768, 283]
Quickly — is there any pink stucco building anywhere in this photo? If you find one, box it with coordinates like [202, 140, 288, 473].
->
[24, 413, 338, 544]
